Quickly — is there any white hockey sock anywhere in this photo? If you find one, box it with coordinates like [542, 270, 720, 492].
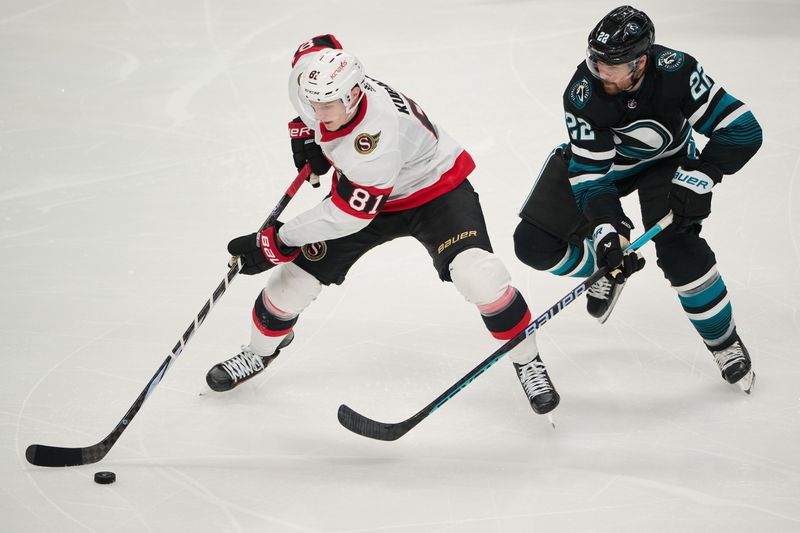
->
[507, 333, 539, 365]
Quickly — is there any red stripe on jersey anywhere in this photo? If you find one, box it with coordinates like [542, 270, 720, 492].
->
[381, 150, 476, 212]
[320, 96, 369, 142]
[330, 173, 393, 219]
[490, 308, 532, 341]
[252, 308, 293, 337]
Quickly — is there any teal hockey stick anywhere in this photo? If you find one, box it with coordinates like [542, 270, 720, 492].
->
[338, 212, 674, 441]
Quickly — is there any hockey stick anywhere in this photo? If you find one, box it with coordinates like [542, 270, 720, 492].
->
[25, 165, 312, 467]
[338, 212, 674, 441]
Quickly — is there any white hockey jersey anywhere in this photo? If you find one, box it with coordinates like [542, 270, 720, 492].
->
[279, 48, 475, 248]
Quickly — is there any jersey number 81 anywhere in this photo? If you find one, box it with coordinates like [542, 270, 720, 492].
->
[349, 188, 384, 215]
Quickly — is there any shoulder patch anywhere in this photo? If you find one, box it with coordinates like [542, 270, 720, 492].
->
[655, 49, 685, 72]
[568, 77, 593, 109]
[354, 131, 381, 155]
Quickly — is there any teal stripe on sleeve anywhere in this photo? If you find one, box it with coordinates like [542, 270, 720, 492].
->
[569, 160, 610, 174]
[712, 112, 762, 145]
[698, 92, 738, 135]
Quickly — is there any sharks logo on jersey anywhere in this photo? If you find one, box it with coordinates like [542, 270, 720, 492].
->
[612, 119, 673, 159]
[656, 49, 685, 72]
[568, 78, 593, 109]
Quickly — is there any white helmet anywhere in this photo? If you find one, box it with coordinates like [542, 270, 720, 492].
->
[299, 49, 366, 114]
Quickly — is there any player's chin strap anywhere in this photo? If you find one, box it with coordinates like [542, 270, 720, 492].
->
[626, 68, 645, 92]
[337, 212, 674, 442]
[625, 53, 649, 91]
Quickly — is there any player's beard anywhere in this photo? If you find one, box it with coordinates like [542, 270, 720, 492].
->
[602, 78, 634, 95]
[602, 65, 644, 96]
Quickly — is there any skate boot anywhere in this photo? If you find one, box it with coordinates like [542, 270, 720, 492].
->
[206, 331, 295, 392]
[513, 355, 560, 415]
[711, 338, 755, 393]
[586, 276, 625, 324]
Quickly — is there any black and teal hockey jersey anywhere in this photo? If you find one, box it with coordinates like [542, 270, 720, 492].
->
[562, 44, 762, 224]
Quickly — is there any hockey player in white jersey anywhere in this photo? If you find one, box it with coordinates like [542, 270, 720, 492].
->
[205, 35, 560, 416]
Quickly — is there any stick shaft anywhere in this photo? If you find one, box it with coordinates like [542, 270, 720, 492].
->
[26, 165, 312, 466]
[337, 212, 674, 441]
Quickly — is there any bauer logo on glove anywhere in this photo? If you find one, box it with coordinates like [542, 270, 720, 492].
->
[669, 158, 723, 233]
[672, 168, 713, 193]
[228, 224, 300, 275]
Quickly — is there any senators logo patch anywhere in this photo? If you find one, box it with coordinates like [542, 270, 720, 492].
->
[301, 241, 327, 262]
[354, 131, 381, 155]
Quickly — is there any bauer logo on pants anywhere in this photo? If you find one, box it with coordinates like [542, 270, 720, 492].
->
[437, 231, 478, 254]
[301, 241, 328, 261]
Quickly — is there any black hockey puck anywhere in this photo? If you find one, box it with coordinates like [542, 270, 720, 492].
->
[94, 471, 116, 484]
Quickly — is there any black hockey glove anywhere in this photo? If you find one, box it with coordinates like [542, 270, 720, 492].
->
[228, 222, 300, 275]
[592, 218, 645, 284]
[669, 157, 723, 233]
[288, 117, 330, 187]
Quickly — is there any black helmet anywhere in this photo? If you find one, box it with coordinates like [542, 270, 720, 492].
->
[587, 5, 654, 64]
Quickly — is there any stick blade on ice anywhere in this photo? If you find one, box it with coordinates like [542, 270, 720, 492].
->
[26, 444, 99, 467]
[337, 405, 416, 441]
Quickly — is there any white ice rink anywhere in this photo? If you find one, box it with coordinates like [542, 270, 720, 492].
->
[3, 0, 800, 531]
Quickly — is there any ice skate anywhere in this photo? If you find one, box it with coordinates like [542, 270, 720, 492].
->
[513, 355, 560, 416]
[711, 338, 754, 393]
[586, 276, 625, 324]
[206, 331, 295, 392]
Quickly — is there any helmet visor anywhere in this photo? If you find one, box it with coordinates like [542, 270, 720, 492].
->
[585, 48, 640, 84]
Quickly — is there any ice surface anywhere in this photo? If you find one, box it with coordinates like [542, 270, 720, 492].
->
[3, 1, 800, 531]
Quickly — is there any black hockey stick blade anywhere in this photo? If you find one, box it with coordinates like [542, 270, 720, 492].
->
[337, 213, 674, 442]
[26, 443, 104, 467]
[337, 404, 422, 441]
[27, 394, 138, 467]
[337, 349, 509, 441]
[25, 167, 312, 468]
[26, 353, 169, 467]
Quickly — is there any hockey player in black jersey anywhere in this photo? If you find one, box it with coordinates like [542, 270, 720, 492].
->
[514, 6, 762, 391]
